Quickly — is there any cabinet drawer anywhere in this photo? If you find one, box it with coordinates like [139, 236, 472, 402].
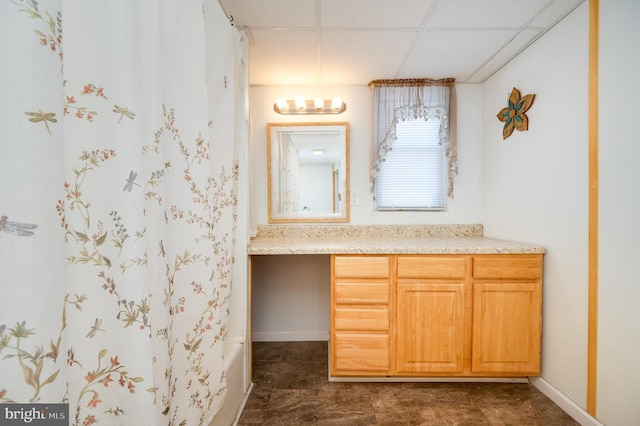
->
[333, 333, 389, 373]
[334, 256, 389, 278]
[473, 256, 542, 280]
[335, 307, 389, 331]
[397, 256, 466, 279]
[335, 281, 389, 304]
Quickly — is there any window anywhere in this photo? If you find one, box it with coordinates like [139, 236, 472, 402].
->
[369, 79, 457, 209]
[376, 118, 446, 211]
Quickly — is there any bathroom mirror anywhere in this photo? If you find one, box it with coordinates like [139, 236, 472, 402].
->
[267, 122, 350, 223]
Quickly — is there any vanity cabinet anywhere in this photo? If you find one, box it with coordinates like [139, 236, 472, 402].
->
[331, 253, 543, 378]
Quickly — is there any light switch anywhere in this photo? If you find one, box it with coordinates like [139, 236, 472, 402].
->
[350, 192, 359, 206]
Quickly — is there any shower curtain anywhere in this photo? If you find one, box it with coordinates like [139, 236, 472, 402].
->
[0, 1, 242, 425]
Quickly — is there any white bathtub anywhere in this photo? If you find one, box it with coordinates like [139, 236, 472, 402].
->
[207, 340, 252, 426]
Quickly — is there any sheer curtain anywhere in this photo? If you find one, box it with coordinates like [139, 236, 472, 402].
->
[369, 78, 458, 197]
[0, 1, 242, 425]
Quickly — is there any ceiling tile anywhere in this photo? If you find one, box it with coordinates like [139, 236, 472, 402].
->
[320, 31, 419, 84]
[400, 30, 519, 81]
[425, 0, 549, 28]
[529, 0, 585, 28]
[221, 0, 586, 85]
[220, 0, 317, 28]
[321, 0, 436, 28]
[249, 29, 318, 85]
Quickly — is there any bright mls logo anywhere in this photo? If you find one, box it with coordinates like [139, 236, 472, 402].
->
[1, 404, 67, 425]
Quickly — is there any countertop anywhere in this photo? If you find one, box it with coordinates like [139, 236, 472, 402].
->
[248, 225, 545, 255]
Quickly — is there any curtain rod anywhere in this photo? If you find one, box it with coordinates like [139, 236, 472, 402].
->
[217, 0, 235, 26]
[369, 78, 455, 87]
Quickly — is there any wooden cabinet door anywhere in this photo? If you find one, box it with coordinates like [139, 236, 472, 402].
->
[472, 282, 541, 375]
[396, 281, 465, 374]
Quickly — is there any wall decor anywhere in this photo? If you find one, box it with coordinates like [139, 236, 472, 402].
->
[497, 87, 535, 139]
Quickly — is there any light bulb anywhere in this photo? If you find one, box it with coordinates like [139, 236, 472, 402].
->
[295, 97, 305, 109]
[332, 97, 343, 109]
[276, 98, 288, 109]
[314, 98, 324, 109]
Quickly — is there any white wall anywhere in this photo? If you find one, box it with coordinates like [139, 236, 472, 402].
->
[250, 84, 483, 340]
[251, 255, 330, 341]
[597, 1, 640, 425]
[483, 3, 640, 424]
[299, 164, 333, 213]
[250, 84, 482, 227]
[482, 1, 589, 410]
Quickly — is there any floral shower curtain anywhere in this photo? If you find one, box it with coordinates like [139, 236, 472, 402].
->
[0, 1, 241, 425]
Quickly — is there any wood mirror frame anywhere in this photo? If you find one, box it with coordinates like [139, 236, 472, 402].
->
[267, 122, 350, 223]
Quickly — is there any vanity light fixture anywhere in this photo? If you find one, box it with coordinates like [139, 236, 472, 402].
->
[274, 97, 346, 114]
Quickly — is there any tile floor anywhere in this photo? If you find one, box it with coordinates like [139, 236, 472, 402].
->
[237, 341, 580, 425]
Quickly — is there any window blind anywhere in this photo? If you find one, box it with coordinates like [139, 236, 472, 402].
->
[376, 118, 446, 210]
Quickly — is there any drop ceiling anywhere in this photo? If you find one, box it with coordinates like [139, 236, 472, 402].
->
[218, 0, 585, 86]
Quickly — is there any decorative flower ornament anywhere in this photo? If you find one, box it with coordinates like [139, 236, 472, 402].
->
[497, 87, 535, 139]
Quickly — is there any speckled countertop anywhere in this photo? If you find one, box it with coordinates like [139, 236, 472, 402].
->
[248, 225, 545, 255]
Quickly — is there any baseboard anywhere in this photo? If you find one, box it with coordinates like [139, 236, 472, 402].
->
[252, 331, 329, 342]
[331, 376, 529, 383]
[529, 377, 604, 426]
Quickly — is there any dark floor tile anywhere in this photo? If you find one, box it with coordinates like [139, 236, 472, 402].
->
[252, 359, 328, 390]
[237, 342, 580, 426]
[241, 387, 377, 425]
[370, 385, 486, 426]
